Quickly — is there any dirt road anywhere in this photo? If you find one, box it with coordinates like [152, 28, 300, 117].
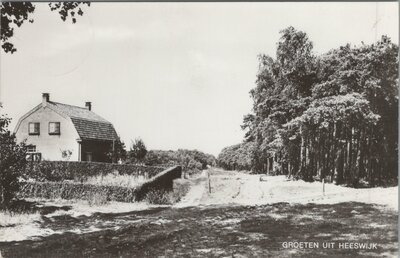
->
[0, 169, 397, 257]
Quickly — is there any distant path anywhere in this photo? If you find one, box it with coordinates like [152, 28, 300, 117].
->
[191, 168, 397, 210]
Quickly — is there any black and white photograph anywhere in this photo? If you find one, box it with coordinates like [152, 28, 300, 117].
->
[0, 1, 398, 257]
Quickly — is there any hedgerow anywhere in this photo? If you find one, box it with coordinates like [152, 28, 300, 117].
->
[24, 161, 166, 182]
[19, 166, 183, 203]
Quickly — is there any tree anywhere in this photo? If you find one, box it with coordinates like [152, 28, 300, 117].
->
[1, 2, 90, 53]
[107, 138, 127, 163]
[0, 106, 27, 205]
[142, 149, 216, 175]
[221, 27, 398, 187]
[217, 142, 254, 171]
[129, 138, 147, 163]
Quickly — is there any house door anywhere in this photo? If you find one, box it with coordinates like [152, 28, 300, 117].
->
[85, 152, 93, 162]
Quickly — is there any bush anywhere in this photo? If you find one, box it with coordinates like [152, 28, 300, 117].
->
[0, 109, 27, 206]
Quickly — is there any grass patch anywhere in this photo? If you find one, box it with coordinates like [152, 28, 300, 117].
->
[0, 210, 42, 227]
[144, 179, 191, 205]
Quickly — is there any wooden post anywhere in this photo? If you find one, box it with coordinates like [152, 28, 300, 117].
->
[208, 171, 211, 194]
[322, 178, 325, 196]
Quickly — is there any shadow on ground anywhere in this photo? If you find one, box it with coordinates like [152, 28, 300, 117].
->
[0, 202, 397, 257]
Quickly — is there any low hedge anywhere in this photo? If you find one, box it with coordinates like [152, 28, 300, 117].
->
[19, 166, 183, 203]
[19, 181, 138, 203]
[24, 161, 166, 182]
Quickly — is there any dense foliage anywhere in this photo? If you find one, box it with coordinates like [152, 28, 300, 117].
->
[143, 149, 216, 175]
[107, 138, 127, 163]
[217, 142, 254, 171]
[0, 107, 27, 205]
[128, 138, 148, 163]
[219, 27, 398, 187]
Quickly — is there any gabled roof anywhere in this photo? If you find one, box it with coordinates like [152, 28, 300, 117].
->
[46, 102, 118, 141]
[14, 101, 119, 142]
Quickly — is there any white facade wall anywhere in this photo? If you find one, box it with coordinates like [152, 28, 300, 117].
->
[15, 106, 80, 161]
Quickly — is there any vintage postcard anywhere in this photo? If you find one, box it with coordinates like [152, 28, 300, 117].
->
[0, 1, 398, 257]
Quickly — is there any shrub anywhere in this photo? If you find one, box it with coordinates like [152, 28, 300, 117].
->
[0, 109, 27, 206]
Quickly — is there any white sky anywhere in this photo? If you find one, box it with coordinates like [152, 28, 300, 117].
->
[0, 2, 398, 156]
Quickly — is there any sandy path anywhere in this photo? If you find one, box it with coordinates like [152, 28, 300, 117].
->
[189, 168, 398, 210]
[174, 171, 208, 208]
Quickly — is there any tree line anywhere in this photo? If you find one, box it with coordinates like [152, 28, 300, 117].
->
[109, 138, 216, 175]
[218, 27, 398, 187]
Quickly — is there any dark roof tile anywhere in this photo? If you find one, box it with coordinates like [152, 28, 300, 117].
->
[47, 102, 118, 141]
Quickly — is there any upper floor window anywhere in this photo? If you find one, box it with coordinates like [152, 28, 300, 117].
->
[26, 145, 36, 153]
[49, 122, 60, 135]
[28, 122, 40, 135]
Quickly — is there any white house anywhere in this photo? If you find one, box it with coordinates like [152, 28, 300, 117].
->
[14, 93, 119, 162]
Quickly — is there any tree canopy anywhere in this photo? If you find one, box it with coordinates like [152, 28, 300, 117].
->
[218, 27, 398, 187]
[143, 149, 216, 175]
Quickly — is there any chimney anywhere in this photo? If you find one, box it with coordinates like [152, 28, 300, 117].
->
[85, 102, 92, 111]
[42, 93, 49, 106]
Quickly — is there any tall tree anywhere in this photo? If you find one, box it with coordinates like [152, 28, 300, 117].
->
[223, 27, 398, 187]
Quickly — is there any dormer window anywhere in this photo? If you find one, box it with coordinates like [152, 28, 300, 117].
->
[28, 122, 40, 135]
[49, 122, 60, 135]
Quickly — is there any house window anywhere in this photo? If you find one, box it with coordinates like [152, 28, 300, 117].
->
[49, 122, 60, 135]
[27, 145, 36, 153]
[28, 122, 40, 135]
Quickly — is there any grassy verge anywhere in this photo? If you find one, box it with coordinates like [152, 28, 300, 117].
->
[144, 179, 191, 205]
